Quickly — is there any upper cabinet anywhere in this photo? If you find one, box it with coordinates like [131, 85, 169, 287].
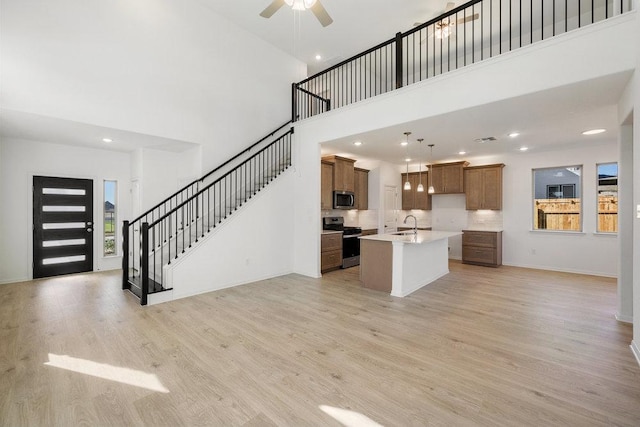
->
[401, 172, 432, 210]
[354, 168, 369, 210]
[321, 160, 334, 210]
[324, 155, 356, 192]
[321, 156, 368, 210]
[464, 164, 505, 210]
[430, 161, 469, 194]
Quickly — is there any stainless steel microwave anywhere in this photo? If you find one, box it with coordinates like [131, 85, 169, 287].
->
[333, 191, 355, 209]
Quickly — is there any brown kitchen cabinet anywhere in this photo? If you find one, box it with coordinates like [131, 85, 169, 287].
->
[321, 232, 343, 273]
[354, 167, 369, 210]
[430, 161, 469, 194]
[323, 155, 356, 192]
[321, 160, 334, 210]
[401, 172, 431, 210]
[464, 164, 505, 210]
[462, 230, 502, 267]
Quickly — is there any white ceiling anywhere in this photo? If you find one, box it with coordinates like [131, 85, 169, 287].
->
[202, 0, 628, 165]
[200, 0, 455, 75]
[319, 73, 630, 165]
[1, 0, 628, 161]
[0, 109, 197, 153]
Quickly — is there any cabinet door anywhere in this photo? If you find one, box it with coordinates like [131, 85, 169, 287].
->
[414, 172, 431, 210]
[354, 169, 368, 210]
[443, 163, 464, 193]
[334, 158, 355, 192]
[321, 162, 334, 209]
[482, 167, 502, 210]
[464, 168, 483, 210]
[430, 166, 444, 194]
[401, 173, 414, 210]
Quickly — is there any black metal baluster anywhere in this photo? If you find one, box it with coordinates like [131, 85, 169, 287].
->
[530, 0, 533, 43]
[499, 0, 502, 54]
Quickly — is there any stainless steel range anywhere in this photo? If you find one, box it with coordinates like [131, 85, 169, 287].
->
[323, 217, 362, 268]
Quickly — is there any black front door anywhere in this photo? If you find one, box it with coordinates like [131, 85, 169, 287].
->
[33, 176, 94, 278]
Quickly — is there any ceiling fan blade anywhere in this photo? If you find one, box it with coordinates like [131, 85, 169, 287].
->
[444, 2, 456, 12]
[457, 13, 479, 25]
[259, 0, 286, 18]
[311, 0, 333, 27]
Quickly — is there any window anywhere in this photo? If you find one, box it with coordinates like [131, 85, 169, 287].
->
[104, 180, 117, 256]
[597, 163, 618, 233]
[533, 166, 582, 231]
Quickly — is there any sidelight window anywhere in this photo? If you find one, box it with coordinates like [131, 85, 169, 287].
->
[533, 166, 582, 232]
[104, 180, 117, 256]
[596, 163, 618, 233]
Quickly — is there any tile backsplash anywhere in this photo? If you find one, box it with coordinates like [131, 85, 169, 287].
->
[467, 210, 503, 229]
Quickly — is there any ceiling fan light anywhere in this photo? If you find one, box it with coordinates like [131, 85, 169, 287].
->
[304, 0, 317, 8]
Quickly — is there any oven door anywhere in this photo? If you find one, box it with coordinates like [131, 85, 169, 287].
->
[342, 234, 361, 268]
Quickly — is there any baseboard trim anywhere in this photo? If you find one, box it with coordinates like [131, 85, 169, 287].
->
[501, 262, 616, 278]
[616, 313, 633, 324]
[630, 341, 640, 367]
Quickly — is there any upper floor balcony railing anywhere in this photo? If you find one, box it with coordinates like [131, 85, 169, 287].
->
[292, 0, 633, 121]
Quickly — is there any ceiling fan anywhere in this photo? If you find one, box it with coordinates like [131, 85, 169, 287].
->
[415, 2, 479, 40]
[260, 0, 333, 27]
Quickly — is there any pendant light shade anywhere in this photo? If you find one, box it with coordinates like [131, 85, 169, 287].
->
[403, 132, 411, 191]
[417, 138, 424, 192]
[428, 144, 435, 194]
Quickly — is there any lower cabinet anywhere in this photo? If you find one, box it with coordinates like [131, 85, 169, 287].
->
[321, 232, 343, 273]
[462, 230, 502, 267]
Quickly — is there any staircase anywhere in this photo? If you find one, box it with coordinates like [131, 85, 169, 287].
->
[122, 121, 294, 305]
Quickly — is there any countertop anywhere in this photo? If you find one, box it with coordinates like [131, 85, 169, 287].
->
[321, 230, 343, 235]
[360, 230, 461, 244]
[462, 227, 504, 232]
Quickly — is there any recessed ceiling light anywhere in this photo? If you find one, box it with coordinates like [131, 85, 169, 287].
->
[405, 158, 411, 162]
[508, 132, 520, 138]
[315, 54, 322, 60]
[582, 128, 606, 135]
[458, 151, 466, 155]
[102, 138, 113, 143]
[519, 146, 528, 151]
[354, 141, 362, 146]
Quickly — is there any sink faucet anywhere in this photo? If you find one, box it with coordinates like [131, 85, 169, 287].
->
[403, 215, 417, 235]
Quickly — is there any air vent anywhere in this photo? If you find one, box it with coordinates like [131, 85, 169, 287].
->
[474, 137, 497, 143]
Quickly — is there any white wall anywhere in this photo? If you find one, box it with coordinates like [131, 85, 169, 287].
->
[1, 0, 306, 171]
[137, 146, 202, 213]
[167, 171, 295, 300]
[0, 138, 131, 283]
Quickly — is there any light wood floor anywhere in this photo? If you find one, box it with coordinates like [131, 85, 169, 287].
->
[1, 262, 639, 426]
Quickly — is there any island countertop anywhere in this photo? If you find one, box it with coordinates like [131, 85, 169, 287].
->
[359, 230, 461, 244]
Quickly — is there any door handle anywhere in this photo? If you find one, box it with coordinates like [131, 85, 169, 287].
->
[87, 228, 93, 232]
[87, 222, 93, 226]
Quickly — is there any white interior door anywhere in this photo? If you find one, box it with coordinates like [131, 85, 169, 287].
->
[384, 185, 398, 233]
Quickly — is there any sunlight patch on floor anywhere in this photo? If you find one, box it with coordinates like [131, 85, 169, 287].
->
[44, 353, 169, 393]
[319, 405, 383, 427]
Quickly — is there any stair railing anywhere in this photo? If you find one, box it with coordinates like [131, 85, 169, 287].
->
[293, 0, 632, 121]
[123, 121, 293, 304]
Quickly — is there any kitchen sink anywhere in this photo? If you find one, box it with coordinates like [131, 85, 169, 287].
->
[392, 231, 417, 236]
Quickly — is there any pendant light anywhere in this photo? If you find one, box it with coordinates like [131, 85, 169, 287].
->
[428, 144, 435, 194]
[403, 132, 411, 191]
[416, 138, 424, 192]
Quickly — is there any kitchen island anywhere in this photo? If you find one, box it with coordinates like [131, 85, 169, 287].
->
[359, 230, 461, 297]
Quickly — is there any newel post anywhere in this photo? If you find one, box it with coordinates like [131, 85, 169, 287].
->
[122, 220, 129, 290]
[140, 222, 149, 306]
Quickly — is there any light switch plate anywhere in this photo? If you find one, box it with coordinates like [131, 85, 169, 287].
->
[637, 204, 640, 219]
